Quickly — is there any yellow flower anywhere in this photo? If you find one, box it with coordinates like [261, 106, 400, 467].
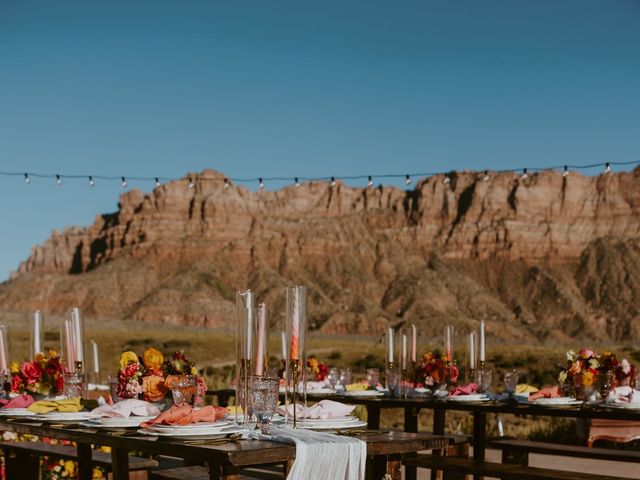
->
[34, 352, 46, 364]
[48, 349, 59, 358]
[119, 351, 139, 370]
[190, 366, 197, 375]
[9, 362, 19, 374]
[142, 347, 164, 370]
[582, 371, 595, 387]
[64, 460, 76, 476]
[92, 467, 103, 478]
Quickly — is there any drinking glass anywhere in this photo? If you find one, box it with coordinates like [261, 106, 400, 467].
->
[477, 369, 492, 394]
[339, 368, 352, 387]
[251, 375, 279, 434]
[504, 369, 518, 394]
[386, 367, 400, 394]
[366, 368, 380, 388]
[171, 375, 197, 406]
[63, 373, 86, 398]
[327, 367, 340, 389]
[107, 374, 121, 403]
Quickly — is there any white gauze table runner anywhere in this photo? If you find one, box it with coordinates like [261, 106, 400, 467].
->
[250, 426, 366, 480]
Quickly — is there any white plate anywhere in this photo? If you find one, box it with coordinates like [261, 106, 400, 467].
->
[296, 420, 367, 430]
[292, 415, 359, 424]
[307, 388, 336, 396]
[0, 408, 36, 417]
[88, 416, 156, 428]
[605, 402, 640, 410]
[138, 425, 245, 438]
[342, 390, 384, 397]
[446, 394, 490, 402]
[39, 412, 98, 422]
[148, 420, 231, 430]
[532, 397, 581, 406]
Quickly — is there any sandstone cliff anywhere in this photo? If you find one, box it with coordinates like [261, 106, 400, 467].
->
[1, 168, 639, 342]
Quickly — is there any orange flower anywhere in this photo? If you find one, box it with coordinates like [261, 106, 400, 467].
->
[568, 360, 582, 377]
[142, 375, 167, 402]
[142, 348, 164, 371]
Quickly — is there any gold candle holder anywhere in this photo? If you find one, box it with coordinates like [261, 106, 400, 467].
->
[239, 358, 252, 425]
[74, 360, 84, 374]
[289, 359, 301, 428]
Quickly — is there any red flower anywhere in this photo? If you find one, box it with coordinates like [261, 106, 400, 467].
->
[20, 361, 43, 385]
[55, 374, 64, 393]
[10, 374, 23, 393]
[45, 357, 63, 377]
[120, 362, 139, 380]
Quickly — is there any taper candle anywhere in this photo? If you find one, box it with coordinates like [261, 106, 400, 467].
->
[468, 332, 476, 370]
[411, 324, 417, 363]
[479, 321, 486, 362]
[401, 333, 407, 370]
[254, 303, 267, 375]
[92, 340, 100, 374]
[387, 327, 394, 363]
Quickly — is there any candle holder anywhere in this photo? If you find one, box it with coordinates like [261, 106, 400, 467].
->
[75, 360, 84, 374]
[288, 359, 301, 428]
[237, 358, 252, 425]
[284, 286, 308, 428]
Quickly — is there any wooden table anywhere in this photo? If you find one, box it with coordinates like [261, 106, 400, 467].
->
[0, 418, 449, 480]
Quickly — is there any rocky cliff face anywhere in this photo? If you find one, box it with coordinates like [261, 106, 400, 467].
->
[1, 168, 639, 342]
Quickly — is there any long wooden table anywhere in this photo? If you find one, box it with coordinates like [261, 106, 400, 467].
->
[0, 418, 450, 480]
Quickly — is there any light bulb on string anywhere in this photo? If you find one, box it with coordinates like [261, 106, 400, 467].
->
[258, 178, 265, 190]
[294, 177, 300, 188]
[188, 177, 194, 189]
[330, 176, 337, 187]
[24, 173, 30, 184]
[563, 166, 570, 178]
[56, 174, 62, 186]
[224, 178, 230, 189]
[483, 170, 490, 182]
[88, 176, 95, 187]
[604, 162, 611, 174]
[367, 176, 374, 188]
[405, 174, 411, 186]
[154, 177, 161, 188]
[443, 175, 451, 184]
[521, 168, 528, 180]
[121, 177, 128, 188]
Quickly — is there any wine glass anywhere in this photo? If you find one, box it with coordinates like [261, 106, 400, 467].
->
[504, 369, 518, 395]
[386, 367, 399, 395]
[251, 376, 279, 434]
[477, 369, 492, 394]
[339, 368, 352, 387]
[366, 368, 380, 388]
[171, 375, 197, 406]
[327, 367, 340, 390]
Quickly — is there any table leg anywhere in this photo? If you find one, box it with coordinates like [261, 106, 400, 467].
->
[76, 442, 93, 480]
[366, 405, 381, 430]
[404, 406, 421, 480]
[430, 405, 447, 480]
[110, 447, 130, 480]
[472, 411, 487, 480]
[4, 447, 38, 480]
[207, 461, 241, 480]
[367, 454, 402, 480]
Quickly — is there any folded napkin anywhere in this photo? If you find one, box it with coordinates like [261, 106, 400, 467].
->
[516, 384, 539, 395]
[250, 425, 365, 480]
[529, 386, 562, 401]
[28, 397, 82, 414]
[345, 383, 368, 392]
[276, 400, 355, 420]
[450, 383, 478, 396]
[607, 386, 640, 403]
[307, 381, 330, 391]
[91, 399, 161, 418]
[0, 394, 34, 409]
[141, 404, 227, 427]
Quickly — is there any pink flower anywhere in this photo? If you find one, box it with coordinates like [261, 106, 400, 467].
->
[10, 374, 23, 393]
[20, 361, 42, 385]
[578, 348, 595, 359]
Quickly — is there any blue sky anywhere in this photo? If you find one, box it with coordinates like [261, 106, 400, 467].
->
[1, 1, 639, 280]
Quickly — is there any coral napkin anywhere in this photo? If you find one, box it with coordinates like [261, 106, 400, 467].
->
[91, 399, 161, 418]
[28, 397, 82, 414]
[276, 400, 355, 420]
[141, 404, 226, 427]
[529, 386, 562, 401]
[0, 394, 34, 409]
[450, 384, 478, 396]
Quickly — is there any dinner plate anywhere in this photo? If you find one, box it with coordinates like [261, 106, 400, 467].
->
[87, 416, 156, 428]
[147, 420, 232, 432]
[604, 402, 640, 410]
[38, 412, 98, 422]
[296, 419, 367, 430]
[291, 415, 359, 424]
[307, 388, 336, 396]
[532, 397, 582, 406]
[137, 425, 245, 438]
[0, 408, 36, 417]
[341, 390, 384, 397]
[446, 394, 490, 402]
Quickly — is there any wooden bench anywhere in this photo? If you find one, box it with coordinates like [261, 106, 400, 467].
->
[403, 454, 638, 480]
[150, 464, 285, 480]
[0, 441, 158, 479]
[491, 438, 640, 465]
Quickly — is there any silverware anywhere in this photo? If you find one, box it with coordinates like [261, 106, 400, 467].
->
[184, 433, 243, 445]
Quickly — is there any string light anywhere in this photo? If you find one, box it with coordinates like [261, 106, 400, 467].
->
[188, 177, 194, 189]
[258, 178, 265, 190]
[604, 162, 611, 174]
[330, 176, 337, 187]
[443, 175, 451, 184]
[224, 178, 230, 189]
[24, 173, 30, 184]
[563, 165, 570, 178]
[294, 177, 300, 188]
[88, 176, 95, 187]
[155, 177, 161, 188]
[56, 174, 62, 186]
[521, 168, 528, 180]
[367, 176, 374, 188]
[483, 170, 490, 182]
[121, 176, 128, 188]
[405, 174, 411, 186]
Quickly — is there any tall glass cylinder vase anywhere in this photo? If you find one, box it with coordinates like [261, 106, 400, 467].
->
[285, 285, 308, 428]
[0, 325, 9, 388]
[235, 290, 255, 426]
[31, 310, 44, 359]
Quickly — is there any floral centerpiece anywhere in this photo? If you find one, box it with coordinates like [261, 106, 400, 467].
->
[306, 356, 328, 382]
[117, 348, 207, 404]
[8, 350, 64, 398]
[414, 351, 458, 390]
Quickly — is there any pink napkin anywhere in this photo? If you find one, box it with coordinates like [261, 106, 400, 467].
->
[141, 404, 227, 427]
[91, 399, 161, 418]
[450, 384, 478, 396]
[607, 386, 640, 403]
[529, 386, 562, 401]
[0, 394, 34, 409]
[276, 399, 355, 419]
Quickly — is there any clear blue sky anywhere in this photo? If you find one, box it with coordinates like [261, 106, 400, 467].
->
[1, 1, 639, 280]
